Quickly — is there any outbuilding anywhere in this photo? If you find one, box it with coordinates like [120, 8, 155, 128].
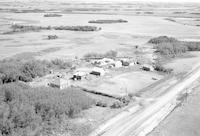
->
[72, 71, 88, 80]
[90, 67, 106, 76]
[141, 64, 154, 71]
[49, 78, 71, 89]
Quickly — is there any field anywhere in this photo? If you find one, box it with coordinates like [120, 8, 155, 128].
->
[1, 10, 200, 60]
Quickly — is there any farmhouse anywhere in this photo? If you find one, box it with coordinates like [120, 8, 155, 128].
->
[49, 78, 71, 89]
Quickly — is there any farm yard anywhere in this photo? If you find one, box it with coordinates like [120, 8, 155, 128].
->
[1, 1, 200, 136]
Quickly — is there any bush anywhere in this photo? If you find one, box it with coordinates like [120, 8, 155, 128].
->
[0, 83, 94, 136]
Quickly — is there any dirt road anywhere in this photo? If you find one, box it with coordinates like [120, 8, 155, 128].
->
[89, 63, 200, 136]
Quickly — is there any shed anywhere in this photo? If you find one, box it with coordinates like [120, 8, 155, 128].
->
[50, 78, 71, 89]
[142, 64, 154, 71]
[90, 67, 106, 76]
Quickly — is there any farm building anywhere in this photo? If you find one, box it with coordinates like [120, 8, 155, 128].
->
[49, 78, 71, 89]
[72, 71, 88, 80]
[92, 58, 115, 67]
[141, 64, 154, 71]
[114, 61, 123, 68]
[90, 67, 106, 76]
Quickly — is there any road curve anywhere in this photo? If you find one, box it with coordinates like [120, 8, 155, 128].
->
[89, 63, 200, 136]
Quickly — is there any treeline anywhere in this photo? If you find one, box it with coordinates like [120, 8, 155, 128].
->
[148, 36, 200, 57]
[88, 19, 128, 24]
[4, 24, 101, 34]
[83, 50, 118, 59]
[44, 13, 62, 17]
[0, 83, 94, 136]
[0, 59, 72, 84]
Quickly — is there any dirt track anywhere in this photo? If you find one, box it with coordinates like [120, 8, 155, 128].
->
[89, 63, 200, 136]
